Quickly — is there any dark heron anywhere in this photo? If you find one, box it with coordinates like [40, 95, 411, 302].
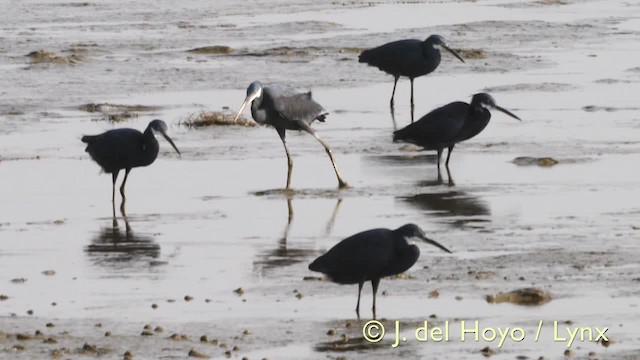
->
[308, 223, 451, 319]
[81, 119, 181, 203]
[234, 81, 348, 189]
[359, 34, 465, 118]
[393, 93, 520, 175]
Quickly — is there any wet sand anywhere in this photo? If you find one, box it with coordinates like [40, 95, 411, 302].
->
[1, 0, 640, 359]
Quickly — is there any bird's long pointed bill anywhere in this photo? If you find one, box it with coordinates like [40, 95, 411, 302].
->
[443, 45, 465, 63]
[233, 98, 250, 123]
[160, 131, 181, 156]
[420, 235, 452, 254]
[495, 105, 521, 121]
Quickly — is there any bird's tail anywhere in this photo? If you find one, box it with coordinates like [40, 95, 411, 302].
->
[358, 49, 372, 64]
[308, 257, 327, 273]
[392, 127, 409, 143]
[81, 135, 97, 144]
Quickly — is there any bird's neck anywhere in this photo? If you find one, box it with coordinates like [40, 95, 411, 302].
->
[142, 128, 160, 153]
[250, 97, 267, 124]
[422, 42, 441, 60]
[385, 242, 420, 276]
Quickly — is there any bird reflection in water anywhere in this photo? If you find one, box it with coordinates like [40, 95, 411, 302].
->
[400, 190, 490, 228]
[253, 198, 343, 274]
[85, 203, 160, 268]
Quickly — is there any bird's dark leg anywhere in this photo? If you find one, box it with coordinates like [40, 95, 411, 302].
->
[309, 132, 349, 189]
[324, 198, 343, 236]
[436, 149, 443, 184]
[446, 166, 455, 187]
[119, 168, 131, 215]
[390, 75, 399, 110]
[410, 78, 415, 123]
[119, 168, 131, 200]
[371, 278, 381, 320]
[111, 201, 117, 228]
[277, 128, 293, 190]
[111, 171, 119, 203]
[445, 145, 454, 169]
[356, 282, 363, 319]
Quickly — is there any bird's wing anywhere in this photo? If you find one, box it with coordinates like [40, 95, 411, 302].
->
[272, 92, 327, 124]
[359, 39, 423, 73]
[84, 129, 143, 171]
[309, 230, 394, 283]
[393, 102, 470, 146]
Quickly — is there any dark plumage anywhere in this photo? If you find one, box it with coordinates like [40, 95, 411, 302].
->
[309, 223, 451, 319]
[82, 119, 181, 203]
[359, 35, 465, 116]
[234, 81, 348, 189]
[393, 93, 520, 172]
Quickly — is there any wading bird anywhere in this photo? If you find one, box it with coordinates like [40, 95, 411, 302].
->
[309, 224, 451, 319]
[82, 119, 180, 203]
[359, 34, 465, 119]
[234, 81, 348, 189]
[393, 93, 520, 175]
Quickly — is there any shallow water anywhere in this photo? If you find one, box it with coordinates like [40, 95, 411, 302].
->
[1, 0, 640, 359]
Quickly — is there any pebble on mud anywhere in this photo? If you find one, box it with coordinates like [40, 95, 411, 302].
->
[185, 295, 194, 301]
[188, 349, 209, 359]
[564, 349, 573, 357]
[169, 333, 189, 341]
[151, 303, 158, 309]
[486, 288, 551, 305]
[480, 346, 495, 357]
[512, 157, 559, 167]
[233, 287, 245, 296]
